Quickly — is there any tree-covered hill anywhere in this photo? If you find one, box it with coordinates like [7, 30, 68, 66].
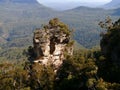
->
[0, 1, 120, 49]
[1, 18, 120, 89]
[103, 0, 120, 9]
[59, 6, 114, 48]
[0, 2, 57, 45]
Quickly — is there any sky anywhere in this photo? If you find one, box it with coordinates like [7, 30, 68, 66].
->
[37, 0, 112, 3]
[37, 0, 112, 10]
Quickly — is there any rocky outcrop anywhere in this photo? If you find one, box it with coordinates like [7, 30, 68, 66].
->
[29, 18, 73, 70]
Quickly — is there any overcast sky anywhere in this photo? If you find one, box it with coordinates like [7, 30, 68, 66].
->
[37, 0, 112, 3]
[37, 0, 112, 10]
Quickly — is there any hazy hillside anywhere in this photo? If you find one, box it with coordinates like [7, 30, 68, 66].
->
[111, 8, 120, 16]
[59, 6, 115, 48]
[0, 0, 120, 49]
[104, 0, 120, 9]
[0, 1, 57, 46]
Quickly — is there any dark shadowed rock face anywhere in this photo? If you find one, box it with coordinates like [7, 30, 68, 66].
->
[100, 19, 120, 63]
[0, 0, 38, 3]
[101, 39, 120, 63]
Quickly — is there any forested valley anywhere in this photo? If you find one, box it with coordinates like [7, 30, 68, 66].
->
[1, 18, 120, 90]
[1, 0, 120, 90]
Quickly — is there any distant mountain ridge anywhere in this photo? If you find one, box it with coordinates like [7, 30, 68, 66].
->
[104, 0, 120, 9]
[0, 0, 56, 46]
[69, 6, 104, 11]
[0, 0, 120, 48]
[0, 0, 38, 3]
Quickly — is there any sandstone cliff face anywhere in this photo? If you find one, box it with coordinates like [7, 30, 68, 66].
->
[30, 18, 73, 69]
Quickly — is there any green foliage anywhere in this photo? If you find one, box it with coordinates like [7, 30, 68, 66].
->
[29, 63, 55, 90]
[99, 17, 120, 61]
[0, 61, 29, 90]
[66, 40, 74, 47]
[0, 47, 27, 61]
[96, 17, 120, 86]
[0, 49, 120, 90]
[49, 18, 59, 27]
[99, 56, 106, 61]
[47, 18, 71, 35]
[86, 78, 96, 87]
[54, 50, 98, 90]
